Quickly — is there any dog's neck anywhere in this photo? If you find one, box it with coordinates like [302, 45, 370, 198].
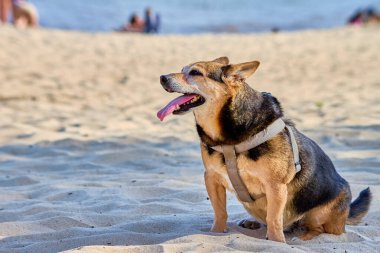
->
[195, 83, 284, 146]
[193, 95, 228, 142]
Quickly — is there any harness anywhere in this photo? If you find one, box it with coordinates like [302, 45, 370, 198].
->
[207, 118, 301, 203]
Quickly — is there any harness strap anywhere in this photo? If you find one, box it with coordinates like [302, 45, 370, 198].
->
[285, 125, 301, 173]
[222, 145, 255, 203]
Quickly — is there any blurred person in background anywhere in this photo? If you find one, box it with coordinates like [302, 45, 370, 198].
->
[144, 7, 160, 33]
[12, 0, 38, 27]
[0, 0, 12, 23]
[0, 0, 38, 27]
[347, 10, 365, 25]
[117, 13, 145, 33]
[367, 8, 380, 24]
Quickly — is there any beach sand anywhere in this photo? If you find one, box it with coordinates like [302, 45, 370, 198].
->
[0, 25, 379, 252]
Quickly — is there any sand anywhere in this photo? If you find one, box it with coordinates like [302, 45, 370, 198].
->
[0, 25, 379, 253]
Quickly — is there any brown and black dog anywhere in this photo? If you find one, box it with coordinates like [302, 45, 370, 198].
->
[157, 57, 371, 242]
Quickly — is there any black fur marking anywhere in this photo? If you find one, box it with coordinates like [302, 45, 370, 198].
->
[221, 154, 225, 164]
[248, 142, 271, 161]
[206, 145, 215, 156]
[196, 123, 204, 138]
[292, 136, 349, 214]
[196, 123, 225, 163]
[218, 87, 283, 145]
[207, 72, 223, 82]
[196, 123, 215, 145]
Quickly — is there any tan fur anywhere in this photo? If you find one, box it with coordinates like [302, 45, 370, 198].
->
[299, 191, 349, 240]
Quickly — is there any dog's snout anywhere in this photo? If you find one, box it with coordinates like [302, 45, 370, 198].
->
[160, 75, 168, 84]
[160, 75, 174, 92]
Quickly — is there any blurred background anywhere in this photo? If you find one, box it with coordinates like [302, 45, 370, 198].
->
[28, 0, 380, 33]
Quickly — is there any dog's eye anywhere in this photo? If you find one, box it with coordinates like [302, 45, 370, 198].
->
[189, 69, 203, 76]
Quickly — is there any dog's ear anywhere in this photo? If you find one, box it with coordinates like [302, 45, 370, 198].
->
[212, 56, 229, 65]
[221, 61, 260, 83]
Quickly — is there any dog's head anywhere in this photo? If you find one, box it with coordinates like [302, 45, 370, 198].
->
[157, 57, 260, 121]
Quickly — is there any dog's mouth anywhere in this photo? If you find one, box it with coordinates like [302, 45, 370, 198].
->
[157, 93, 205, 121]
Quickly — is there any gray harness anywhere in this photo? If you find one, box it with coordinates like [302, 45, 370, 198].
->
[208, 118, 301, 203]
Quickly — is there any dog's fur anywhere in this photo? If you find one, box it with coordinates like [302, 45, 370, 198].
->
[159, 57, 372, 242]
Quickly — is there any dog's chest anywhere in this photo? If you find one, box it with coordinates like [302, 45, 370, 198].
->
[205, 152, 267, 198]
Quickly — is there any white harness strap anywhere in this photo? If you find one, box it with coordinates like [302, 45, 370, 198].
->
[212, 118, 286, 154]
[209, 118, 301, 203]
[222, 145, 254, 203]
[285, 125, 302, 173]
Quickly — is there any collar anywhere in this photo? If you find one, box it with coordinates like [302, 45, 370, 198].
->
[211, 118, 286, 153]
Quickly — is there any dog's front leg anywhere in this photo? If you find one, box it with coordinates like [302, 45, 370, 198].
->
[265, 182, 287, 242]
[204, 171, 228, 233]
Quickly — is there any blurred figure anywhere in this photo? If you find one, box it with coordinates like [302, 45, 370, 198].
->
[0, 0, 38, 27]
[347, 10, 365, 25]
[271, 27, 280, 33]
[144, 7, 160, 33]
[348, 7, 380, 26]
[367, 8, 380, 24]
[117, 13, 145, 33]
[0, 0, 12, 23]
[12, 0, 38, 28]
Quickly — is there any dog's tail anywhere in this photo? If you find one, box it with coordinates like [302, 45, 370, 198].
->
[346, 187, 372, 225]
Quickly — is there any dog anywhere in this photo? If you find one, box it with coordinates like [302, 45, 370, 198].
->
[157, 57, 372, 242]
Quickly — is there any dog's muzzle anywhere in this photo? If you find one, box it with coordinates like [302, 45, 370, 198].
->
[160, 75, 175, 93]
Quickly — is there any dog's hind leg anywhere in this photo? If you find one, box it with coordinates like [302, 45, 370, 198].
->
[299, 205, 328, 240]
[299, 191, 349, 240]
[323, 192, 350, 236]
[323, 211, 347, 236]
[299, 226, 324, 240]
[204, 171, 228, 233]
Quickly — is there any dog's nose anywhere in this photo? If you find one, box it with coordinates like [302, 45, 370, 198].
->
[160, 75, 168, 84]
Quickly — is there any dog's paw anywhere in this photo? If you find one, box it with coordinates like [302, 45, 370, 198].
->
[238, 218, 262, 230]
[210, 226, 228, 233]
[298, 232, 317, 241]
[266, 231, 286, 243]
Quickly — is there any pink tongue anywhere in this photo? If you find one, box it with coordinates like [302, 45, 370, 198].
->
[157, 94, 197, 121]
